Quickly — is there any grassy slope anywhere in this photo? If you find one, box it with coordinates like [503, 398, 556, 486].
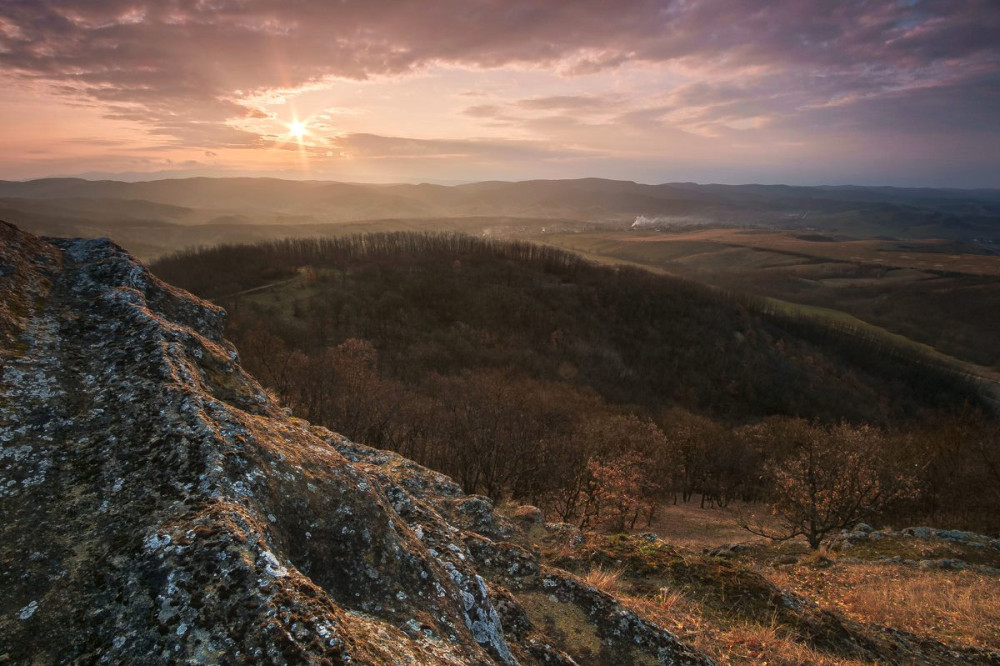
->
[510, 506, 1000, 665]
[535, 230, 1000, 406]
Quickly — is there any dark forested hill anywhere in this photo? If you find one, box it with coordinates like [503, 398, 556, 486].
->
[153, 233, 983, 426]
[149, 233, 1000, 533]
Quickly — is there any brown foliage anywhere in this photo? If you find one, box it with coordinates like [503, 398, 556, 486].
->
[741, 421, 918, 549]
[152, 233, 998, 534]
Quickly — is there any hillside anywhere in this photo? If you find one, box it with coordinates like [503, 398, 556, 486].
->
[153, 233, 984, 426]
[1, 221, 713, 664]
[536, 229, 1000, 371]
[149, 234, 1000, 539]
[4, 175, 995, 414]
[6, 223, 1000, 665]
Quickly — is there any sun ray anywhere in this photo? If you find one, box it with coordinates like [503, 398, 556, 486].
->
[275, 112, 312, 172]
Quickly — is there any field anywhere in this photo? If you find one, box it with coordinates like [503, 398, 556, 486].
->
[536, 228, 1000, 378]
[599, 228, 1000, 276]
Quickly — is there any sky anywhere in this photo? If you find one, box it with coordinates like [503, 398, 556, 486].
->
[0, 0, 998, 187]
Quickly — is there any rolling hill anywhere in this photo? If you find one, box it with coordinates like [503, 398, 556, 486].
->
[1, 177, 997, 261]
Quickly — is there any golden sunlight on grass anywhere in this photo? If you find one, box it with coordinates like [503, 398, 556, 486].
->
[583, 566, 626, 595]
[839, 568, 1000, 648]
[712, 622, 866, 666]
[619, 583, 865, 665]
[768, 563, 1000, 651]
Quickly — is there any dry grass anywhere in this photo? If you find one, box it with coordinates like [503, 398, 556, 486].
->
[768, 562, 1000, 651]
[840, 569, 1000, 649]
[620, 585, 704, 638]
[583, 566, 626, 595]
[575, 527, 1000, 663]
[711, 621, 866, 666]
[540, 506, 1000, 663]
[639, 497, 773, 550]
[597, 228, 1000, 276]
[619, 587, 865, 665]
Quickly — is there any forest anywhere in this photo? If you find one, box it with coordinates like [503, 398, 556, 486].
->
[153, 233, 1000, 538]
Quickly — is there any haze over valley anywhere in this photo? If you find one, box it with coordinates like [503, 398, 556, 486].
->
[3, 176, 999, 261]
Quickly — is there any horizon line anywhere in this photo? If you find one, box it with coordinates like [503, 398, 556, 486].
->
[3, 173, 998, 193]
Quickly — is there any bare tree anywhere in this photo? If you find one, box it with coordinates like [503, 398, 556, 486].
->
[740, 422, 916, 549]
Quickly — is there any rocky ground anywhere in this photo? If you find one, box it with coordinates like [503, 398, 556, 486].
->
[2, 220, 998, 665]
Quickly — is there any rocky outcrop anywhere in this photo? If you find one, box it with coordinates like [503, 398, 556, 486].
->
[0, 221, 710, 665]
[830, 524, 1000, 575]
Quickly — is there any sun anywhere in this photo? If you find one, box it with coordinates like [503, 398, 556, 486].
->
[289, 120, 306, 138]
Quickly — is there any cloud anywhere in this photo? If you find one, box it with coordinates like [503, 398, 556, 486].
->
[64, 137, 130, 147]
[0, 0, 996, 174]
[328, 133, 596, 162]
[795, 70, 1000, 135]
[462, 104, 503, 118]
[516, 95, 619, 112]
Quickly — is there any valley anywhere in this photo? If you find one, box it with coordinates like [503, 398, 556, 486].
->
[4, 177, 999, 665]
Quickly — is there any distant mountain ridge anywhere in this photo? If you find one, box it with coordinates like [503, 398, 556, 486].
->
[2, 175, 998, 215]
[1, 176, 997, 260]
